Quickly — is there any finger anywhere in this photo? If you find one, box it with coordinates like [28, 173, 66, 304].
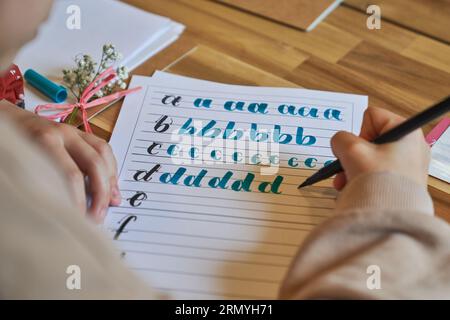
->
[64, 136, 111, 223]
[34, 130, 87, 213]
[43, 146, 87, 213]
[331, 131, 370, 163]
[333, 172, 347, 191]
[359, 107, 405, 141]
[81, 132, 121, 206]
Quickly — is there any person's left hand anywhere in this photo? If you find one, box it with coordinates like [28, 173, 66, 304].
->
[0, 102, 121, 223]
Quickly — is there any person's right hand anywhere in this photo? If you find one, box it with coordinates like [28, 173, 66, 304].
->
[331, 107, 430, 191]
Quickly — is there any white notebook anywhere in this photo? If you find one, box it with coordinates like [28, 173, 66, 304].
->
[14, 0, 184, 111]
[104, 72, 368, 299]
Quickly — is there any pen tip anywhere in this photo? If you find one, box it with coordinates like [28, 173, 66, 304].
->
[297, 180, 309, 189]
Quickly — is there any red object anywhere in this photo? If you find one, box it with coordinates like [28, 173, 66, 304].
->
[426, 117, 450, 146]
[0, 64, 25, 107]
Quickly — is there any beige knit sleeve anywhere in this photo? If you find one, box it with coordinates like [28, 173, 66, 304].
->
[280, 172, 450, 299]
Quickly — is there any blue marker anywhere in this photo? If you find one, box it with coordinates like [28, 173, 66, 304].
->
[24, 69, 67, 103]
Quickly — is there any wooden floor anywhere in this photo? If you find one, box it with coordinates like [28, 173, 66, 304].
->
[88, 0, 450, 219]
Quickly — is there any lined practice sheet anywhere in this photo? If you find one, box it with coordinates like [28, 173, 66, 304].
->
[104, 73, 368, 299]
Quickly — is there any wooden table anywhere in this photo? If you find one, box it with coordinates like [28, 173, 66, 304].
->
[88, 0, 450, 219]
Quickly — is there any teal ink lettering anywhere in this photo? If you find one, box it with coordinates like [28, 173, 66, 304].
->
[208, 171, 233, 189]
[296, 127, 317, 146]
[273, 125, 292, 144]
[193, 98, 213, 108]
[251, 154, 262, 165]
[224, 101, 268, 114]
[258, 176, 283, 194]
[184, 169, 207, 187]
[223, 122, 244, 140]
[269, 155, 279, 165]
[324, 108, 343, 121]
[304, 157, 317, 168]
[298, 106, 319, 118]
[232, 151, 243, 163]
[167, 144, 179, 156]
[231, 173, 255, 192]
[248, 102, 268, 114]
[250, 123, 269, 142]
[200, 120, 221, 138]
[288, 157, 298, 167]
[210, 150, 221, 160]
[178, 118, 196, 135]
[189, 147, 199, 159]
[224, 101, 245, 111]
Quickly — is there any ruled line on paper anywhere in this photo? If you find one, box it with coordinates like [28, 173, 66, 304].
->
[153, 286, 272, 300]
[147, 102, 347, 123]
[150, 86, 357, 105]
[136, 130, 333, 148]
[117, 86, 150, 177]
[122, 249, 291, 268]
[130, 159, 336, 179]
[110, 211, 315, 232]
[131, 152, 334, 166]
[122, 228, 302, 247]
[132, 267, 281, 284]
[144, 113, 342, 134]
[115, 193, 335, 212]
[112, 201, 331, 220]
[121, 178, 336, 200]
[123, 178, 318, 192]
[120, 180, 336, 201]
[111, 207, 321, 227]
[134, 137, 336, 157]
[117, 239, 296, 258]
[130, 153, 335, 173]
[149, 95, 348, 111]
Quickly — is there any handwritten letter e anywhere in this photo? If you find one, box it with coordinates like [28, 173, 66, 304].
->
[66, 265, 81, 290]
[66, 5, 81, 30]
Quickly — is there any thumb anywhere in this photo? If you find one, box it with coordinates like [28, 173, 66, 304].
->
[331, 131, 373, 170]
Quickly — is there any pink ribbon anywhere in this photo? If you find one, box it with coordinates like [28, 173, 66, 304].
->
[35, 67, 141, 133]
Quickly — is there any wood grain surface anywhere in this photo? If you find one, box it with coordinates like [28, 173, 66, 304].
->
[219, 0, 339, 31]
[88, 0, 449, 219]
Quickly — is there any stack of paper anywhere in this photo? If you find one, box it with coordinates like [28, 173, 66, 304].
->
[14, 0, 184, 111]
[104, 71, 368, 299]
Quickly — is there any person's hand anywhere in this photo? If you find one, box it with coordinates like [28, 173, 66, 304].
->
[331, 107, 430, 191]
[0, 103, 121, 222]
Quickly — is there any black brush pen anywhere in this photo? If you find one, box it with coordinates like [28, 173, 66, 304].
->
[298, 95, 450, 189]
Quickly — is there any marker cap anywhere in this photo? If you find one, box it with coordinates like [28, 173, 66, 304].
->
[24, 69, 67, 103]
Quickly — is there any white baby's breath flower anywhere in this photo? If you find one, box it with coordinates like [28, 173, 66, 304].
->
[63, 43, 126, 101]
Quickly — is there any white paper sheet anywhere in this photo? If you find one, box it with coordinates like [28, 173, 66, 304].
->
[429, 127, 450, 183]
[104, 73, 368, 299]
[14, 0, 184, 111]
